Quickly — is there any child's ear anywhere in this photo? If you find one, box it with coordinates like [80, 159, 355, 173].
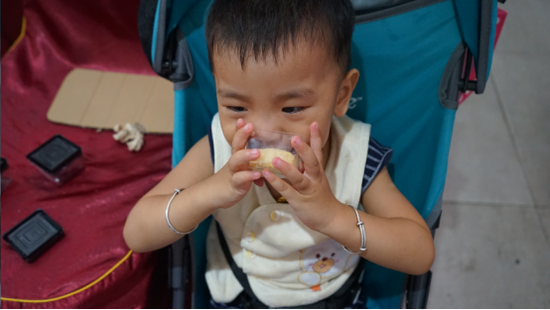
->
[334, 69, 360, 117]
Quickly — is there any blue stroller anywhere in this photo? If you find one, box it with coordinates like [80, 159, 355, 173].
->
[137, 0, 503, 308]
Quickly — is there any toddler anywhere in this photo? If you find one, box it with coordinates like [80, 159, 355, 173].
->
[124, 0, 435, 308]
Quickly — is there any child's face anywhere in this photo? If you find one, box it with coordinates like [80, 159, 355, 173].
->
[212, 42, 358, 149]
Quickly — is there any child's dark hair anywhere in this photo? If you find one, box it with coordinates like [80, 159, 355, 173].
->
[206, 0, 355, 74]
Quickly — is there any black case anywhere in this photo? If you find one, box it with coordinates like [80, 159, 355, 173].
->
[27, 135, 82, 175]
[3, 209, 65, 263]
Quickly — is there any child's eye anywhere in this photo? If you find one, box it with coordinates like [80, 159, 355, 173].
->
[282, 107, 304, 114]
[226, 106, 247, 113]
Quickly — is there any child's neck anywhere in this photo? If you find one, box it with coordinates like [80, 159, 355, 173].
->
[266, 132, 332, 201]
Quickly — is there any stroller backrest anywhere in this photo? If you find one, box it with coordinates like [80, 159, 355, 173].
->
[143, 0, 497, 95]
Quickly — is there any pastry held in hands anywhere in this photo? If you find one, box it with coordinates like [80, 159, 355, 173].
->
[246, 129, 302, 177]
[249, 148, 299, 175]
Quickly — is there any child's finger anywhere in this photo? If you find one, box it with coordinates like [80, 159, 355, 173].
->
[232, 121, 254, 154]
[309, 122, 324, 164]
[262, 169, 298, 200]
[235, 118, 245, 131]
[271, 156, 311, 193]
[231, 170, 262, 193]
[291, 136, 322, 180]
[227, 149, 260, 173]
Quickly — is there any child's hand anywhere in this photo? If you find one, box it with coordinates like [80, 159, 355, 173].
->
[215, 119, 262, 209]
[262, 122, 340, 232]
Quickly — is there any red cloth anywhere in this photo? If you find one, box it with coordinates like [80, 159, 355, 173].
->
[1, 0, 173, 308]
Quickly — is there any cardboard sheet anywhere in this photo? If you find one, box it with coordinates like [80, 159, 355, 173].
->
[47, 69, 174, 133]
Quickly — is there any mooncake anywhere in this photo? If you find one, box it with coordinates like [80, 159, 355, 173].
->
[249, 148, 298, 174]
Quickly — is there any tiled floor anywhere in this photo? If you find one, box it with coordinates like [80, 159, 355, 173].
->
[428, 1, 550, 308]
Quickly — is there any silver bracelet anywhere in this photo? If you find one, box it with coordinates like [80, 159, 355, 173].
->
[342, 206, 367, 255]
[165, 188, 198, 235]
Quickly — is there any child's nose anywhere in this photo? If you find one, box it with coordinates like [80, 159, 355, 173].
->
[250, 112, 279, 132]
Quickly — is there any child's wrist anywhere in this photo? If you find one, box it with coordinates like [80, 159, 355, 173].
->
[318, 200, 349, 235]
[208, 168, 243, 209]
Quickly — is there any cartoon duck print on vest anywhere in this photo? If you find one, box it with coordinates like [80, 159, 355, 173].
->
[298, 239, 360, 291]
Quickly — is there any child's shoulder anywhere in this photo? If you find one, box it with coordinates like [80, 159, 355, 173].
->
[172, 135, 214, 181]
[361, 137, 393, 193]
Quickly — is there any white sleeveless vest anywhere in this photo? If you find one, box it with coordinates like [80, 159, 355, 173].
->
[205, 113, 371, 307]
